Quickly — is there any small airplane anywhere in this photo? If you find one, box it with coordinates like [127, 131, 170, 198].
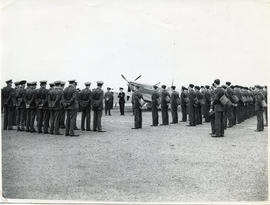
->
[121, 74, 165, 107]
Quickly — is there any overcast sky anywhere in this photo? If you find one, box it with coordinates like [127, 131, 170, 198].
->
[1, 0, 270, 90]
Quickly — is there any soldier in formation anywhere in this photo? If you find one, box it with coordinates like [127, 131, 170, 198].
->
[2, 79, 268, 136]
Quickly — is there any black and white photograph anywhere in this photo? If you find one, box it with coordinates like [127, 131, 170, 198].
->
[0, 0, 269, 203]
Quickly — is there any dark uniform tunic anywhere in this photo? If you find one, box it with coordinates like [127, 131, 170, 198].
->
[104, 91, 113, 115]
[132, 90, 143, 128]
[213, 86, 225, 137]
[1, 85, 15, 130]
[226, 87, 235, 128]
[151, 90, 160, 126]
[160, 89, 170, 125]
[36, 87, 49, 133]
[79, 88, 92, 131]
[195, 91, 203, 125]
[15, 86, 26, 130]
[24, 87, 37, 132]
[180, 91, 188, 122]
[188, 90, 196, 126]
[255, 91, 265, 131]
[92, 87, 104, 131]
[118, 92, 125, 115]
[204, 90, 211, 122]
[63, 85, 78, 135]
[170, 90, 180, 123]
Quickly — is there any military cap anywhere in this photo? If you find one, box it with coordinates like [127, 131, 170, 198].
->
[68, 79, 76, 84]
[153, 85, 158, 89]
[161, 85, 166, 89]
[183, 87, 188, 90]
[61, 81, 66, 85]
[195, 86, 200, 90]
[107, 87, 111, 90]
[40, 80, 47, 85]
[31, 81, 37, 85]
[189, 84, 194, 88]
[49, 83, 54, 87]
[6, 79, 12, 84]
[264, 85, 267, 88]
[85, 82, 91, 86]
[230, 85, 235, 89]
[119, 87, 124, 90]
[201, 86, 205, 88]
[14, 81, 20, 86]
[222, 85, 227, 89]
[171, 85, 176, 89]
[26, 82, 30, 86]
[97, 81, 104, 85]
[54, 81, 61, 86]
[20, 80, 27, 85]
[225, 81, 231, 86]
[214, 79, 220, 85]
[205, 85, 210, 89]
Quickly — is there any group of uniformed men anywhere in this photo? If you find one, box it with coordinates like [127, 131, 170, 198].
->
[1, 79, 127, 136]
[132, 79, 268, 137]
[2, 78, 268, 137]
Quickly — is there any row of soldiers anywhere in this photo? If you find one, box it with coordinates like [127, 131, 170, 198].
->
[132, 80, 267, 137]
[2, 79, 267, 137]
[1, 79, 118, 136]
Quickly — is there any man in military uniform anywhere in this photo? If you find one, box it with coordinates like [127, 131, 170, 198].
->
[194, 86, 202, 125]
[62, 80, 79, 136]
[211, 79, 225, 137]
[105, 87, 113, 116]
[263, 86, 268, 127]
[48, 82, 56, 134]
[59, 81, 66, 129]
[118, 87, 125, 115]
[2, 80, 15, 130]
[160, 85, 170, 126]
[170, 85, 180, 124]
[187, 84, 196, 126]
[132, 85, 143, 129]
[225, 82, 235, 128]
[13, 81, 20, 126]
[204, 85, 211, 122]
[234, 85, 243, 124]
[15, 80, 26, 131]
[255, 85, 265, 131]
[209, 84, 216, 135]
[180, 86, 188, 122]
[36, 81, 49, 133]
[53, 81, 63, 135]
[151, 85, 160, 126]
[24, 82, 37, 132]
[79, 82, 92, 131]
[74, 82, 80, 130]
[92, 81, 105, 132]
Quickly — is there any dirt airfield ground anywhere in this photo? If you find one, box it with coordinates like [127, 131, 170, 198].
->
[1, 110, 268, 202]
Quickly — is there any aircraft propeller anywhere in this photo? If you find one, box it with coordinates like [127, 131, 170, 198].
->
[134, 75, 142, 81]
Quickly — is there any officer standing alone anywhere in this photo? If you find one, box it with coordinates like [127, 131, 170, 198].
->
[118, 87, 125, 115]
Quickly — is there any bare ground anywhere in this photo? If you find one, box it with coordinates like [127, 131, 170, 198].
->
[1, 110, 268, 202]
